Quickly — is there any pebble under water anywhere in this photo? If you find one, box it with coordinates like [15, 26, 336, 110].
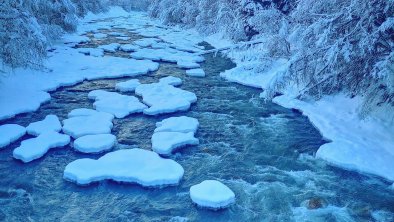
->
[0, 17, 393, 222]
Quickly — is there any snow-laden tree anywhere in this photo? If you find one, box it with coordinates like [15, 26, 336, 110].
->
[147, 0, 394, 116]
[0, 0, 47, 69]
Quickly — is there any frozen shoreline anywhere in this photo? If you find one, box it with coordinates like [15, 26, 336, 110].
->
[204, 34, 394, 183]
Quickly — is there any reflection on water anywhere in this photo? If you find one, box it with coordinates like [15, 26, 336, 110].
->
[0, 18, 393, 222]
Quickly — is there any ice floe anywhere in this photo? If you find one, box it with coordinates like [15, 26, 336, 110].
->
[99, 43, 120, 52]
[63, 111, 114, 138]
[73, 134, 116, 154]
[78, 48, 104, 57]
[158, 76, 182, 86]
[186, 69, 205, 77]
[155, 116, 199, 133]
[189, 180, 235, 209]
[151, 132, 199, 155]
[0, 124, 26, 149]
[119, 44, 139, 52]
[135, 83, 197, 115]
[88, 90, 147, 118]
[64, 149, 184, 186]
[26, 115, 61, 136]
[13, 132, 70, 163]
[115, 79, 141, 92]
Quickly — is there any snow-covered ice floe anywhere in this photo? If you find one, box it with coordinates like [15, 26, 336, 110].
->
[26, 115, 61, 136]
[151, 132, 199, 156]
[63, 149, 184, 186]
[135, 83, 197, 115]
[158, 76, 182, 86]
[13, 132, 70, 163]
[78, 48, 104, 57]
[99, 43, 120, 52]
[63, 109, 114, 138]
[88, 90, 147, 118]
[186, 69, 205, 77]
[190, 180, 235, 210]
[73, 134, 116, 154]
[0, 124, 26, 149]
[115, 79, 141, 92]
[155, 116, 199, 133]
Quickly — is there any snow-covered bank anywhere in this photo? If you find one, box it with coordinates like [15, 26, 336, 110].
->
[205, 35, 394, 183]
[0, 8, 156, 121]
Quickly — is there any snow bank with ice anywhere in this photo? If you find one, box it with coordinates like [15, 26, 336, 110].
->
[13, 132, 70, 163]
[152, 132, 199, 155]
[88, 90, 147, 118]
[135, 83, 197, 115]
[26, 115, 61, 136]
[190, 180, 235, 209]
[115, 79, 141, 92]
[63, 111, 114, 138]
[205, 31, 394, 182]
[64, 149, 184, 186]
[155, 116, 199, 133]
[0, 124, 26, 149]
[273, 94, 394, 181]
[74, 134, 116, 154]
[0, 51, 158, 121]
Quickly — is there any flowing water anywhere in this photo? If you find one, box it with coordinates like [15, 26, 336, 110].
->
[0, 17, 393, 222]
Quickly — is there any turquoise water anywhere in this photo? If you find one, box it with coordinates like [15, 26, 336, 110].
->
[0, 19, 393, 222]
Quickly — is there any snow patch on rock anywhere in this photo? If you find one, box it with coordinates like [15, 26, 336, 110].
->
[152, 132, 199, 155]
[186, 69, 205, 77]
[0, 124, 26, 149]
[88, 90, 147, 118]
[63, 111, 114, 139]
[190, 180, 235, 209]
[13, 132, 70, 163]
[159, 76, 182, 86]
[135, 83, 197, 115]
[26, 115, 62, 136]
[74, 134, 116, 154]
[115, 79, 141, 92]
[155, 116, 199, 133]
[64, 149, 184, 186]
